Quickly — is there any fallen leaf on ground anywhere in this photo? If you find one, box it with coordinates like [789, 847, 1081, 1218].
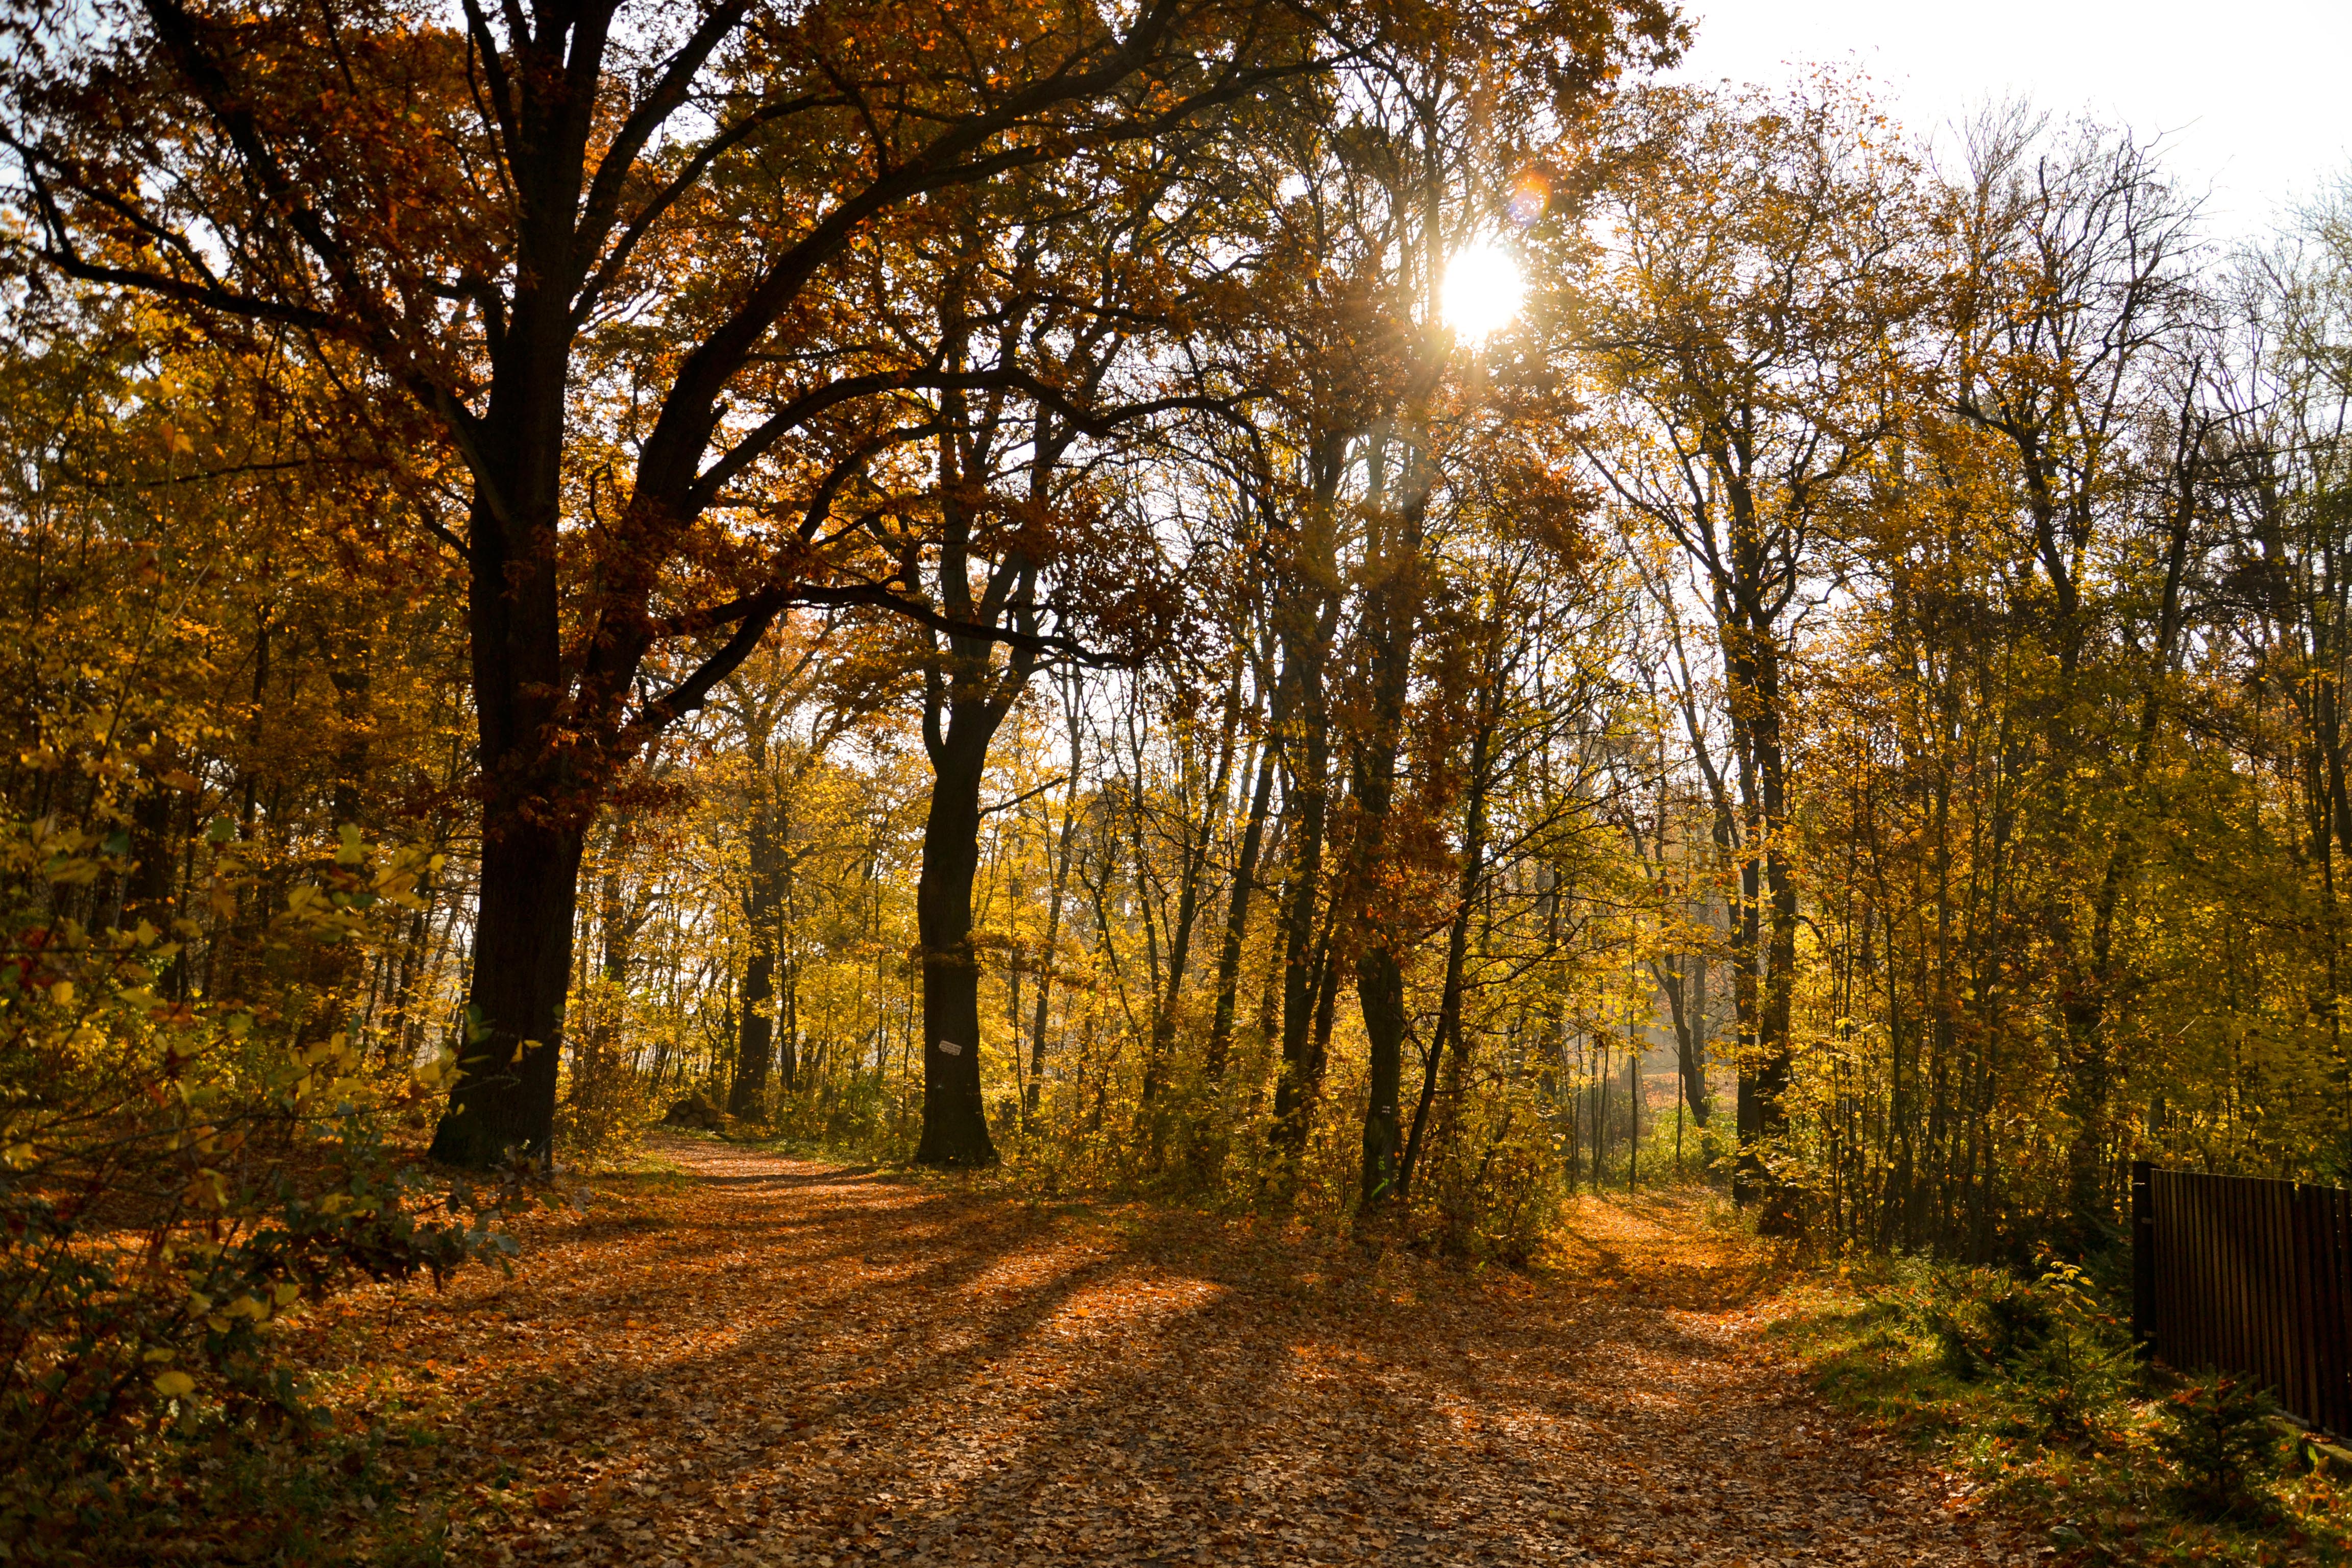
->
[290, 1137, 2029, 1566]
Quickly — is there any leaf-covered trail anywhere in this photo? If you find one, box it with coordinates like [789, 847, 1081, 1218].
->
[306, 1140, 2024, 1566]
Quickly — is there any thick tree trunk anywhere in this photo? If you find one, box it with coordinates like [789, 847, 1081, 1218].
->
[732, 949, 776, 1117]
[1356, 943, 1408, 1210]
[431, 310, 582, 1164]
[430, 813, 584, 1165]
[915, 715, 998, 1167]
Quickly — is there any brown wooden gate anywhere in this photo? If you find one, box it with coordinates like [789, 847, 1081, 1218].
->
[2132, 1162, 2352, 1437]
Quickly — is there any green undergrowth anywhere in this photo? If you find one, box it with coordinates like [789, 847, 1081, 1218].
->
[1771, 1256, 2352, 1566]
[7, 1402, 464, 1567]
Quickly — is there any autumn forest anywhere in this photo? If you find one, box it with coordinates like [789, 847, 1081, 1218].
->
[4, 0, 2350, 1560]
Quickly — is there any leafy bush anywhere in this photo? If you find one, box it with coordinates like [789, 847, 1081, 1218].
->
[0, 816, 513, 1555]
[1916, 1269, 2034, 1381]
[1418, 1083, 1563, 1266]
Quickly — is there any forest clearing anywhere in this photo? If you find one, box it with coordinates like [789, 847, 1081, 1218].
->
[270, 1137, 2018, 1568]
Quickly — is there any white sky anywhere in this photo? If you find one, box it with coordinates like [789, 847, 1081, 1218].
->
[1670, 0, 2352, 238]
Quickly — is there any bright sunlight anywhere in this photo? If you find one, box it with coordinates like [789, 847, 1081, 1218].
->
[1439, 242, 1526, 345]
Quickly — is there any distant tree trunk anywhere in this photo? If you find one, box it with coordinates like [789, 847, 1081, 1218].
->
[1268, 712, 1332, 1168]
[1689, 943, 1709, 1117]
[1027, 680, 1085, 1119]
[1123, 767, 1166, 1010]
[779, 957, 799, 1091]
[387, 870, 435, 1062]
[122, 770, 181, 927]
[1204, 736, 1278, 1081]
[1627, 1049, 1640, 1191]
[1652, 949, 1711, 1129]
[1592, 1032, 1609, 1191]
[730, 773, 785, 1118]
[1399, 693, 1494, 1204]
[1140, 678, 1244, 1120]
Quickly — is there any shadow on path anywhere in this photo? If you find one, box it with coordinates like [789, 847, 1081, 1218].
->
[309, 1138, 2024, 1568]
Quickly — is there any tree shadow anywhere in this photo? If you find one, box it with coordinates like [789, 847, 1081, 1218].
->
[378, 1147, 1997, 1566]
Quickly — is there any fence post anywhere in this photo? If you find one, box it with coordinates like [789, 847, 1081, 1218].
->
[2132, 1159, 2156, 1359]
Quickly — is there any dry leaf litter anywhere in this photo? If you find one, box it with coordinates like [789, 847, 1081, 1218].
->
[288, 1138, 2028, 1566]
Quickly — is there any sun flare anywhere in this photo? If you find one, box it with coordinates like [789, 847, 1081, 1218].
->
[1440, 243, 1526, 346]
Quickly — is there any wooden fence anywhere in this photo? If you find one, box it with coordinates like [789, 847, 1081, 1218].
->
[2132, 1162, 2352, 1437]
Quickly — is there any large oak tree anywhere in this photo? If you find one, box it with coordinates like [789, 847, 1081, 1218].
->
[4, 0, 1338, 1162]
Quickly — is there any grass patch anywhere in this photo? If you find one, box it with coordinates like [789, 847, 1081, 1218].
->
[1771, 1257, 2352, 1565]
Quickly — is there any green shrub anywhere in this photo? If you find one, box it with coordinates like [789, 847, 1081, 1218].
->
[1981, 1276, 2055, 1366]
[2156, 1373, 2283, 1518]
[1906, 1259, 2126, 1432]
[2006, 1261, 2128, 1433]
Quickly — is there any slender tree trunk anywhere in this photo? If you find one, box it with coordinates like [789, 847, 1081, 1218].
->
[1349, 452, 1430, 1218]
[1268, 723, 1330, 1167]
[1400, 696, 1494, 1203]
[1688, 940, 1709, 1119]
[1725, 609, 1798, 1231]
[1653, 951, 1711, 1129]
[780, 958, 799, 1091]
[1140, 682, 1242, 1114]
[1267, 434, 1348, 1181]
[1207, 738, 1278, 1080]
[1027, 696, 1084, 1118]
[2054, 444, 2196, 1244]
[1268, 643, 1336, 1170]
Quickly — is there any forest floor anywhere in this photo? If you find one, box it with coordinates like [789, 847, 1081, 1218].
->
[281, 1137, 2029, 1567]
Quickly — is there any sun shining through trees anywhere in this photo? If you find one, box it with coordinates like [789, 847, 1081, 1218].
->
[1439, 242, 1526, 345]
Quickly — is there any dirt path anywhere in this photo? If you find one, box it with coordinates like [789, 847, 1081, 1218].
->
[301, 1139, 2024, 1566]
